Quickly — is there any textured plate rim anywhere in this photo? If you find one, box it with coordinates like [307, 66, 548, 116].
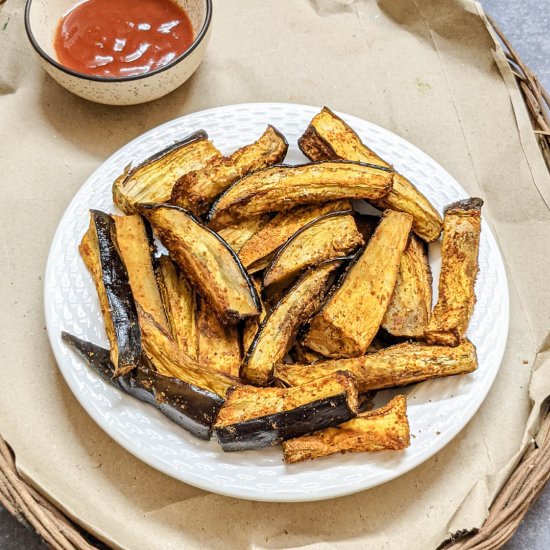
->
[44, 102, 509, 502]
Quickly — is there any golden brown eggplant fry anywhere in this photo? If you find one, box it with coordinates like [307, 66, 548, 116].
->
[238, 200, 351, 272]
[217, 214, 272, 253]
[242, 278, 266, 353]
[216, 372, 358, 427]
[80, 216, 119, 370]
[382, 235, 432, 338]
[242, 261, 341, 386]
[62, 331, 227, 440]
[207, 161, 393, 229]
[263, 210, 363, 287]
[113, 215, 169, 331]
[113, 133, 221, 214]
[138, 306, 239, 397]
[80, 211, 141, 377]
[425, 198, 483, 346]
[156, 255, 198, 358]
[140, 204, 260, 324]
[298, 107, 442, 242]
[197, 299, 242, 378]
[216, 385, 287, 427]
[305, 210, 413, 358]
[214, 372, 359, 450]
[274, 339, 478, 393]
[171, 126, 288, 215]
[282, 395, 410, 463]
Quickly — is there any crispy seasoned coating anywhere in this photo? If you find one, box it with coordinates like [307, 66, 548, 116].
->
[263, 210, 363, 287]
[218, 214, 272, 253]
[425, 198, 483, 346]
[216, 372, 358, 427]
[62, 332, 225, 441]
[113, 214, 169, 331]
[242, 278, 266, 353]
[113, 133, 220, 214]
[283, 395, 410, 463]
[140, 204, 260, 324]
[214, 372, 359, 451]
[207, 161, 393, 229]
[274, 339, 477, 393]
[197, 299, 241, 378]
[171, 126, 288, 215]
[305, 209, 413, 357]
[382, 235, 432, 338]
[156, 256, 198, 358]
[242, 262, 341, 386]
[80, 211, 141, 377]
[138, 306, 239, 397]
[298, 107, 442, 241]
[80, 214, 119, 370]
[239, 200, 350, 272]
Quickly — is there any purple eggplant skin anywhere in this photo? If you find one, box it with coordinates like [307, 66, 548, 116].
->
[125, 130, 209, 179]
[214, 392, 355, 452]
[444, 197, 484, 213]
[89, 210, 142, 376]
[62, 332, 224, 440]
[141, 214, 160, 271]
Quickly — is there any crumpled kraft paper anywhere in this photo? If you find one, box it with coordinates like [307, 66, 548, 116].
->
[1, 0, 549, 548]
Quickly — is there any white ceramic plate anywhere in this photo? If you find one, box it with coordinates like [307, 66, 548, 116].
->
[44, 103, 509, 502]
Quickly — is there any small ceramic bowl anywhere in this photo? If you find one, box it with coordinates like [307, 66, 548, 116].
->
[25, 0, 212, 106]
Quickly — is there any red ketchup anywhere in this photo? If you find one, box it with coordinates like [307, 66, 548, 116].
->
[54, 0, 194, 78]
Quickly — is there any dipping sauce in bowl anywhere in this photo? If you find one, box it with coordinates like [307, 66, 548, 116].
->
[54, 0, 195, 78]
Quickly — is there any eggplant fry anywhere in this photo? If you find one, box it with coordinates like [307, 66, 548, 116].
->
[305, 210, 413, 358]
[62, 332, 225, 440]
[242, 278, 266, 353]
[113, 214, 169, 330]
[298, 107, 442, 242]
[239, 200, 351, 273]
[425, 198, 483, 346]
[113, 131, 221, 214]
[140, 204, 260, 324]
[263, 210, 364, 287]
[171, 126, 288, 215]
[156, 255, 198, 358]
[197, 299, 241, 378]
[382, 235, 432, 338]
[217, 214, 272, 253]
[283, 395, 410, 463]
[242, 261, 341, 386]
[138, 306, 239, 396]
[274, 339, 477, 393]
[79, 210, 141, 377]
[207, 161, 393, 229]
[214, 372, 359, 451]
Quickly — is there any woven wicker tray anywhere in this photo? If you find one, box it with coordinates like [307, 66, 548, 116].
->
[0, 13, 549, 550]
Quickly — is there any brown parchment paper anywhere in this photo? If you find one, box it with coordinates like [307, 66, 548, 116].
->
[1, 0, 549, 548]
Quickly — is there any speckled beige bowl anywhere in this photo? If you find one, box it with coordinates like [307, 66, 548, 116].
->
[25, 0, 212, 105]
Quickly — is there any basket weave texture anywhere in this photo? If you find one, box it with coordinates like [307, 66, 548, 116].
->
[437, 16, 550, 547]
[0, 12, 549, 550]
